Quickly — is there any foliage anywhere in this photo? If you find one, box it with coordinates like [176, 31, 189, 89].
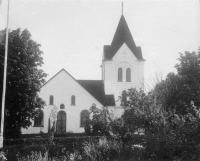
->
[119, 86, 200, 160]
[16, 147, 83, 161]
[45, 106, 58, 152]
[154, 50, 200, 115]
[17, 151, 48, 161]
[85, 104, 111, 136]
[175, 50, 200, 106]
[0, 150, 7, 161]
[83, 136, 147, 161]
[3, 126, 200, 161]
[154, 73, 187, 113]
[107, 117, 127, 139]
[141, 118, 200, 161]
[0, 28, 47, 138]
[121, 88, 167, 135]
[3, 136, 100, 161]
[83, 136, 122, 161]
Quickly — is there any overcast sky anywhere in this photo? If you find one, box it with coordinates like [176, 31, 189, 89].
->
[0, 0, 200, 89]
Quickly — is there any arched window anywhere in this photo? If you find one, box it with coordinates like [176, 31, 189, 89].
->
[71, 95, 75, 105]
[34, 110, 44, 127]
[118, 68, 122, 82]
[57, 111, 66, 132]
[60, 104, 65, 109]
[50, 95, 54, 105]
[126, 68, 131, 82]
[80, 110, 90, 127]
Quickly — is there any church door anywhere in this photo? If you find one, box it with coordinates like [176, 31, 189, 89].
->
[57, 111, 66, 132]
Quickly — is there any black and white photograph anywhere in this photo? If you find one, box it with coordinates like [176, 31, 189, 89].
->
[0, 0, 200, 160]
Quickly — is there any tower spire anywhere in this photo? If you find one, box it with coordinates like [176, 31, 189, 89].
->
[122, 1, 124, 15]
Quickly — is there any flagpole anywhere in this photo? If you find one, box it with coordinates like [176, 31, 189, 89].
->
[0, 0, 10, 148]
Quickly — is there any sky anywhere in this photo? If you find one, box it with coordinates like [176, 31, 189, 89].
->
[0, 0, 200, 90]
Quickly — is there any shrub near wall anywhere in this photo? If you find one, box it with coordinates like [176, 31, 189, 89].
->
[5, 133, 200, 161]
[4, 136, 100, 147]
[2, 135, 145, 161]
[3, 136, 101, 161]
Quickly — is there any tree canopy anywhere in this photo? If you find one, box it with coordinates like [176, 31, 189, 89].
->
[153, 49, 200, 114]
[121, 88, 167, 134]
[0, 28, 47, 138]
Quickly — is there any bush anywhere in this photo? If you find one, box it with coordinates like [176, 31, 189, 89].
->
[141, 122, 200, 161]
[114, 88, 200, 160]
[85, 104, 111, 136]
[2, 136, 101, 160]
[83, 136, 121, 161]
[83, 136, 146, 161]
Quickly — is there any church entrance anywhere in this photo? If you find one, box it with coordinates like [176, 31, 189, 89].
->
[57, 111, 66, 132]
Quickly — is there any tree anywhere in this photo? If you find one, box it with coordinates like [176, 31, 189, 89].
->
[0, 28, 47, 138]
[153, 72, 190, 114]
[85, 104, 111, 135]
[154, 49, 200, 114]
[175, 51, 200, 104]
[121, 88, 167, 135]
[119, 88, 200, 160]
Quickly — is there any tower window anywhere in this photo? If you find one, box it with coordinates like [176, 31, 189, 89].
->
[34, 110, 44, 127]
[60, 104, 65, 109]
[50, 95, 54, 105]
[126, 68, 131, 82]
[71, 95, 76, 105]
[118, 68, 122, 82]
[80, 110, 90, 127]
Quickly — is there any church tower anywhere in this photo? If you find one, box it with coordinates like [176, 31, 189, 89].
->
[102, 13, 145, 106]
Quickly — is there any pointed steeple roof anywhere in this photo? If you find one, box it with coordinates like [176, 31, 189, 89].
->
[111, 15, 136, 50]
[103, 15, 144, 60]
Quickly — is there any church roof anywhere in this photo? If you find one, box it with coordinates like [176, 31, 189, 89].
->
[103, 15, 144, 61]
[43, 69, 115, 107]
[77, 80, 115, 106]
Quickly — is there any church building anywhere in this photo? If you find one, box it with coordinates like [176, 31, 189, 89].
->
[22, 13, 145, 134]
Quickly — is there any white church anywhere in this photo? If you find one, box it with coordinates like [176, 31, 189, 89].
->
[22, 13, 145, 134]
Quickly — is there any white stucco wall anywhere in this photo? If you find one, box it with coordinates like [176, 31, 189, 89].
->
[22, 69, 103, 134]
[103, 43, 145, 99]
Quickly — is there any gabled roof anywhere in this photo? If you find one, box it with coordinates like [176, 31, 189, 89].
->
[77, 80, 115, 106]
[43, 68, 77, 87]
[103, 15, 145, 61]
[43, 69, 115, 107]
